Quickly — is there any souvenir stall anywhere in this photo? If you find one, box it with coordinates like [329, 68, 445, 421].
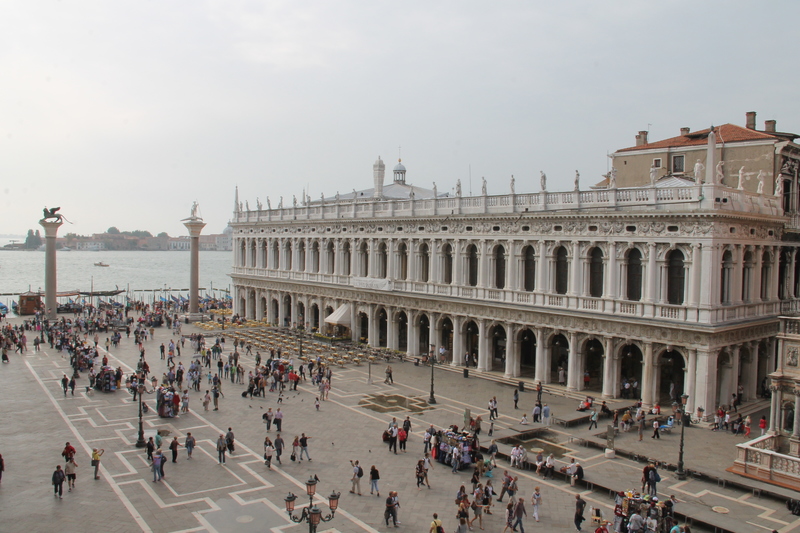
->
[94, 366, 117, 392]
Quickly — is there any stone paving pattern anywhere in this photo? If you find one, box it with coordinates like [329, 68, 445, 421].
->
[1, 315, 798, 533]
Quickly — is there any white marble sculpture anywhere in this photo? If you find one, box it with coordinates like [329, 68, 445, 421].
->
[432, 182, 437, 198]
[540, 171, 547, 191]
[608, 169, 617, 189]
[481, 177, 487, 196]
[716, 161, 725, 184]
[456, 179, 462, 197]
[510, 175, 515, 194]
[776, 175, 784, 197]
[574, 170, 580, 191]
[694, 160, 705, 183]
[649, 164, 657, 185]
[737, 167, 745, 190]
[757, 170, 765, 194]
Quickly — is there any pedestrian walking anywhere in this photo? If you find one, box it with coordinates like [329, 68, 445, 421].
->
[513, 388, 519, 409]
[513, 497, 527, 533]
[216, 434, 227, 464]
[652, 419, 660, 439]
[369, 465, 380, 496]
[185, 433, 195, 459]
[225, 427, 235, 454]
[542, 403, 551, 425]
[264, 437, 274, 468]
[151, 452, 162, 482]
[65, 458, 77, 492]
[536, 381, 543, 402]
[52, 465, 66, 498]
[588, 409, 598, 430]
[384, 365, 393, 384]
[212, 386, 220, 410]
[531, 486, 542, 522]
[574, 494, 586, 532]
[415, 460, 426, 490]
[638, 415, 645, 441]
[274, 408, 283, 432]
[91, 448, 104, 480]
[292, 436, 300, 461]
[146, 437, 155, 461]
[398, 427, 408, 452]
[423, 452, 434, 488]
[388, 425, 398, 454]
[274, 434, 284, 464]
[384, 491, 398, 527]
[350, 460, 363, 495]
[203, 390, 211, 411]
[169, 437, 180, 463]
[61, 374, 69, 397]
[429, 513, 444, 533]
[502, 501, 515, 533]
[299, 433, 312, 461]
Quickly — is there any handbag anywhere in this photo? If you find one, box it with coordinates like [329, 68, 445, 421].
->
[290, 453, 296, 462]
[91, 459, 99, 467]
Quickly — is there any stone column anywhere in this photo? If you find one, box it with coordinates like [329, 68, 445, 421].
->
[477, 319, 489, 371]
[368, 304, 378, 347]
[730, 345, 741, 407]
[602, 336, 615, 398]
[569, 241, 581, 297]
[694, 349, 718, 420]
[183, 218, 206, 320]
[644, 242, 657, 317]
[567, 331, 579, 390]
[534, 327, 547, 383]
[641, 342, 654, 408]
[768, 384, 780, 433]
[452, 316, 464, 367]
[745, 341, 760, 401]
[792, 389, 800, 439]
[39, 219, 63, 321]
[606, 241, 617, 300]
[686, 348, 698, 413]
[505, 323, 518, 378]
[387, 308, 397, 351]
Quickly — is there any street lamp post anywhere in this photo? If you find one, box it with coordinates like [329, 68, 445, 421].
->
[284, 477, 340, 533]
[135, 378, 146, 448]
[428, 345, 437, 404]
[676, 393, 689, 480]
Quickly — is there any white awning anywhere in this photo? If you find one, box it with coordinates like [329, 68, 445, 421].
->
[324, 303, 351, 327]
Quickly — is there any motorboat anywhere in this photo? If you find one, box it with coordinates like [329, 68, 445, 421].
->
[94, 262, 110, 267]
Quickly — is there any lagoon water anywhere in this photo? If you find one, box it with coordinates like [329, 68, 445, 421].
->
[0, 250, 233, 308]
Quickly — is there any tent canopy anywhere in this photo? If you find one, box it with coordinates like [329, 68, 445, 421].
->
[324, 303, 351, 327]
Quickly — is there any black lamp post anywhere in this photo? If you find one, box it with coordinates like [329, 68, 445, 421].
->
[135, 379, 146, 448]
[676, 393, 689, 480]
[428, 345, 437, 404]
[284, 477, 340, 533]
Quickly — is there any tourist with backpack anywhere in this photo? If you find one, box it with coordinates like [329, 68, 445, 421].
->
[429, 512, 444, 533]
[350, 459, 363, 495]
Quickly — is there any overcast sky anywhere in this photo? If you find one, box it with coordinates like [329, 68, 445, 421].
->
[2, 1, 797, 238]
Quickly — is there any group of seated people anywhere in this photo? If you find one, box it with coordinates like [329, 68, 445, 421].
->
[529, 451, 583, 484]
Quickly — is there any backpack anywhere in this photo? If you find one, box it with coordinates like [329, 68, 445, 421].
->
[357, 466, 364, 478]
[436, 524, 445, 533]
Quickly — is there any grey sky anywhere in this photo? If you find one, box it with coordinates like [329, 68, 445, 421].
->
[2, 1, 797, 237]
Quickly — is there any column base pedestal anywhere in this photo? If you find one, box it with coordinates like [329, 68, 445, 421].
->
[181, 313, 208, 323]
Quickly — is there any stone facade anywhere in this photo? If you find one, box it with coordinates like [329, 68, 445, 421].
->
[231, 133, 800, 417]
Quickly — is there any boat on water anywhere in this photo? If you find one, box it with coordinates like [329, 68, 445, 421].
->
[94, 262, 110, 267]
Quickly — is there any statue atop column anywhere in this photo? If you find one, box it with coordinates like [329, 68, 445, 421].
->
[715, 161, 725, 184]
[41, 206, 68, 223]
[540, 171, 547, 191]
[693, 160, 705, 183]
[184, 201, 202, 221]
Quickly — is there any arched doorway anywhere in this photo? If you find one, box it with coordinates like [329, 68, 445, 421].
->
[518, 328, 537, 377]
[357, 312, 369, 343]
[717, 350, 733, 408]
[324, 305, 334, 335]
[620, 344, 644, 399]
[440, 317, 454, 361]
[418, 314, 430, 356]
[310, 304, 320, 332]
[489, 324, 506, 371]
[297, 301, 305, 329]
[247, 290, 256, 319]
[550, 333, 569, 383]
[377, 308, 388, 348]
[583, 338, 604, 392]
[260, 296, 267, 320]
[397, 311, 408, 352]
[464, 320, 479, 367]
[271, 299, 279, 325]
[238, 294, 246, 317]
[659, 350, 686, 404]
[282, 295, 292, 327]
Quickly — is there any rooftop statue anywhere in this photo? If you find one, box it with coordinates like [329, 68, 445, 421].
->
[42, 206, 70, 223]
[540, 171, 547, 191]
[694, 160, 705, 183]
[715, 161, 725, 184]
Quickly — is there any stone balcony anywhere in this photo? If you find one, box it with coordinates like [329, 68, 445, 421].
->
[730, 434, 800, 491]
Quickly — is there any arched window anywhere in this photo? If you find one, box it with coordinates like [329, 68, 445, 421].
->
[467, 244, 478, 287]
[720, 249, 733, 304]
[667, 249, 685, 305]
[761, 251, 772, 300]
[626, 248, 642, 301]
[358, 242, 369, 277]
[588, 247, 604, 298]
[239, 241, 246, 267]
[442, 243, 453, 284]
[741, 251, 753, 302]
[342, 241, 351, 276]
[397, 242, 408, 280]
[554, 246, 569, 295]
[377, 243, 387, 278]
[523, 245, 536, 292]
[297, 241, 306, 272]
[326, 241, 335, 274]
[494, 245, 506, 289]
[271, 241, 279, 269]
[419, 243, 430, 282]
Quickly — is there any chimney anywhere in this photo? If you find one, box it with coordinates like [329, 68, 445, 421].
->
[746, 111, 757, 130]
[680, 127, 690, 136]
[636, 130, 649, 147]
[765, 119, 777, 133]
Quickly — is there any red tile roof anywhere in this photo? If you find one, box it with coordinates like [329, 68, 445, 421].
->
[616, 124, 781, 153]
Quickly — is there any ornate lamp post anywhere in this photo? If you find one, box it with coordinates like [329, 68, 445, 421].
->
[676, 393, 689, 480]
[284, 477, 340, 533]
[428, 344, 437, 404]
[135, 378, 146, 448]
